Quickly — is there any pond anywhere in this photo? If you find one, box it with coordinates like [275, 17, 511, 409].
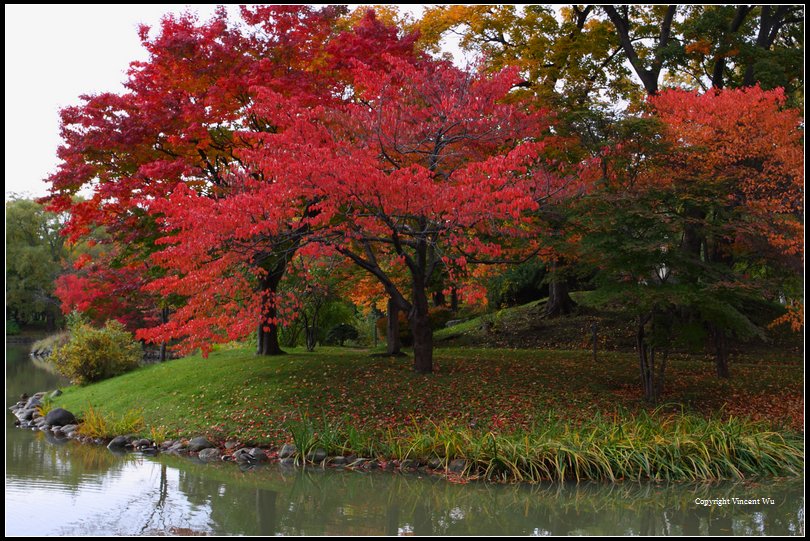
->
[6, 343, 804, 535]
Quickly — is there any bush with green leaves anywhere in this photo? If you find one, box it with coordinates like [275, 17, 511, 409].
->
[486, 259, 548, 308]
[6, 319, 21, 335]
[52, 320, 142, 384]
[325, 323, 359, 346]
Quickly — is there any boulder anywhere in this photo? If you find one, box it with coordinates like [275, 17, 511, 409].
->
[330, 456, 349, 466]
[51, 389, 63, 398]
[167, 442, 188, 454]
[107, 436, 130, 450]
[448, 459, 468, 474]
[249, 448, 268, 463]
[44, 408, 77, 427]
[25, 397, 42, 410]
[187, 436, 214, 452]
[399, 459, 421, 471]
[428, 457, 443, 470]
[198, 448, 221, 462]
[278, 443, 297, 459]
[305, 448, 327, 463]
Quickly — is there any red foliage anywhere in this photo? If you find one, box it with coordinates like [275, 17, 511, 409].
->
[650, 86, 803, 258]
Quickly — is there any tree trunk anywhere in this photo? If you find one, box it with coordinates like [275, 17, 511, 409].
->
[637, 313, 661, 403]
[159, 307, 169, 362]
[545, 259, 575, 317]
[386, 297, 403, 356]
[305, 323, 316, 352]
[46, 311, 56, 332]
[410, 290, 433, 374]
[603, 5, 676, 96]
[257, 265, 286, 356]
[432, 289, 445, 307]
[449, 287, 459, 312]
[710, 5, 752, 89]
[743, 6, 788, 86]
[257, 322, 285, 355]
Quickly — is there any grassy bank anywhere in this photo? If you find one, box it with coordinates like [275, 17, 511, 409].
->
[435, 294, 803, 356]
[51, 345, 803, 481]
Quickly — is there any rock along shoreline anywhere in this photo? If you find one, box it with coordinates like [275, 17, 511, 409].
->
[11, 389, 470, 479]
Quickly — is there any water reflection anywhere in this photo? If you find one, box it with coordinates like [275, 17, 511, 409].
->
[164, 462, 804, 536]
[5, 345, 805, 536]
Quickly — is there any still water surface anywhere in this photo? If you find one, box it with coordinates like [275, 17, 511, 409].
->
[6, 343, 804, 535]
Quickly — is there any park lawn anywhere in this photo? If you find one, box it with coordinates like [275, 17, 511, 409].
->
[52, 345, 803, 446]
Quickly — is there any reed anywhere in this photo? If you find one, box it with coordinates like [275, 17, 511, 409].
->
[284, 408, 803, 482]
[76, 403, 145, 438]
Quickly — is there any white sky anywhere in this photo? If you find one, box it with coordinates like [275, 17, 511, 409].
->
[4, 4, 443, 201]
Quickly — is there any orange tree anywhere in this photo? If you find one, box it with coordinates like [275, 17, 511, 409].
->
[578, 85, 803, 400]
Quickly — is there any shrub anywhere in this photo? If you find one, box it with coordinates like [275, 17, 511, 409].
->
[486, 259, 547, 308]
[7, 319, 21, 335]
[52, 320, 142, 384]
[325, 323, 359, 346]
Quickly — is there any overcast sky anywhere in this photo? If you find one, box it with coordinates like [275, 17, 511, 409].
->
[4, 4, 441, 201]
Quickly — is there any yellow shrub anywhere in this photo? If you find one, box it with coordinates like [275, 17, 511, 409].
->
[52, 320, 142, 385]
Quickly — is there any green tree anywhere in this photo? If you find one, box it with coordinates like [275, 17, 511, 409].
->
[5, 198, 68, 329]
[672, 5, 803, 99]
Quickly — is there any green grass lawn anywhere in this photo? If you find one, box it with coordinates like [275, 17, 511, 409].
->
[48, 344, 804, 481]
[53, 344, 803, 445]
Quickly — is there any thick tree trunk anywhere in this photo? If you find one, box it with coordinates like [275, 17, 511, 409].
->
[257, 265, 286, 356]
[410, 287, 433, 374]
[257, 322, 285, 355]
[546, 279, 575, 317]
[386, 297, 403, 356]
[545, 259, 576, 317]
[410, 310, 433, 374]
[603, 5, 676, 96]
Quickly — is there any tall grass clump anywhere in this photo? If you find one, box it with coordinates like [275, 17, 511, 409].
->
[289, 409, 802, 482]
[77, 404, 145, 438]
[285, 415, 392, 460]
[427, 410, 804, 482]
